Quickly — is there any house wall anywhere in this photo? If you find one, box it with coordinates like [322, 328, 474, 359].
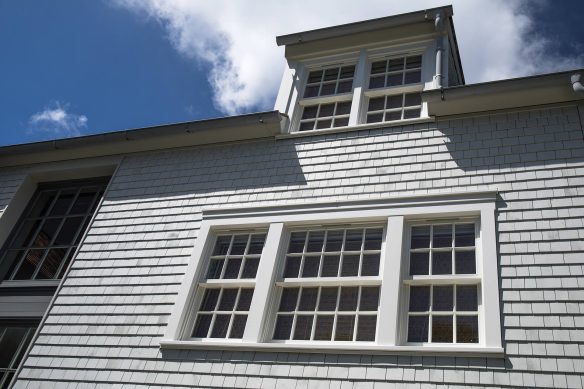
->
[5, 103, 584, 388]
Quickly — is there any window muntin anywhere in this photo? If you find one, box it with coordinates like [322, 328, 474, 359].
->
[303, 65, 355, 98]
[366, 93, 422, 123]
[368, 55, 422, 89]
[0, 324, 36, 389]
[0, 179, 107, 281]
[299, 101, 351, 132]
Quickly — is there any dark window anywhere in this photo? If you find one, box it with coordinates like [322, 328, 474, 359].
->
[0, 323, 38, 389]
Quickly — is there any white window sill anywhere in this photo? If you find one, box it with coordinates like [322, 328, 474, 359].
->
[277, 117, 435, 140]
[159, 339, 504, 357]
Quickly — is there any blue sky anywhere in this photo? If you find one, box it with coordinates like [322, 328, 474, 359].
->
[0, 0, 583, 147]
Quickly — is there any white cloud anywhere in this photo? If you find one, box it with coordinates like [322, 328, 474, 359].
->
[113, 0, 584, 115]
[28, 102, 88, 138]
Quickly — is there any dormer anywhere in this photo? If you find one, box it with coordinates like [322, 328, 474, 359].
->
[274, 6, 464, 134]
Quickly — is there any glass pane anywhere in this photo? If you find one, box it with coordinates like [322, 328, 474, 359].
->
[319, 103, 335, 117]
[403, 108, 421, 119]
[288, 232, 306, 253]
[340, 66, 355, 78]
[360, 287, 380, 311]
[247, 234, 266, 254]
[337, 80, 353, 93]
[321, 255, 340, 277]
[49, 191, 76, 215]
[237, 289, 254, 311]
[57, 249, 75, 278]
[320, 83, 336, 96]
[356, 316, 377, 341]
[314, 315, 334, 340]
[432, 251, 452, 275]
[306, 231, 325, 253]
[11, 219, 41, 248]
[366, 113, 383, 123]
[409, 252, 429, 275]
[385, 111, 402, 121]
[386, 73, 403, 87]
[404, 70, 421, 84]
[368, 97, 385, 111]
[218, 289, 238, 311]
[206, 259, 224, 279]
[303, 85, 319, 98]
[339, 287, 359, 311]
[336, 101, 351, 115]
[279, 288, 299, 311]
[433, 286, 454, 311]
[210, 314, 230, 338]
[283, 256, 301, 278]
[241, 257, 259, 278]
[318, 287, 338, 311]
[387, 58, 404, 71]
[213, 236, 231, 256]
[361, 253, 380, 276]
[298, 288, 318, 311]
[409, 286, 430, 312]
[229, 315, 247, 339]
[302, 106, 318, 120]
[293, 315, 314, 340]
[35, 247, 67, 279]
[13, 249, 45, 280]
[457, 316, 479, 343]
[455, 250, 476, 274]
[364, 229, 383, 250]
[323, 68, 339, 81]
[230, 235, 248, 255]
[192, 314, 212, 337]
[200, 289, 220, 311]
[0, 326, 27, 368]
[334, 315, 355, 341]
[369, 76, 385, 89]
[3, 251, 25, 280]
[307, 70, 323, 83]
[54, 217, 84, 245]
[404, 93, 422, 107]
[341, 254, 359, 277]
[28, 190, 57, 217]
[223, 258, 242, 279]
[316, 119, 332, 129]
[433, 225, 452, 248]
[370, 61, 386, 74]
[432, 316, 453, 343]
[31, 218, 61, 247]
[455, 224, 475, 247]
[385, 95, 402, 109]
[407, 316, 428, 342]
[411, 226, 430, 248]
[333, 117, 349, 128]
[273, 315, 294, 340]
[325, 230, 344, 252]
[406, 55, 422, 69]
[457, 285, 478, 311]
[301, 255, 320, 277]
[344, 229, 363, 251]
[70, 191, 96, 214]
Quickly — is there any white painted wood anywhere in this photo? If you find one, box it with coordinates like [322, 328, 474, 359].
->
[348, 50, 368, 126]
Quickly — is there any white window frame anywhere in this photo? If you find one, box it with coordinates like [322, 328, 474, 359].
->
[162, 191, 502, 355]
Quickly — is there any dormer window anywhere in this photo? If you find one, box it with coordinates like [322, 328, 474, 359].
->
[303, 66, 355, 98]
[368, 55, 422, 89]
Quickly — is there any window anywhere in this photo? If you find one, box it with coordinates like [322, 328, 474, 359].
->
[299, 101, 351, 132]
[0, 178, 108, 282]
[368, 55, 422, 89]
[163, 192, 502, 354]
[366, 93, 422, 123]
[303, 66, 355, 98]
[0, 323, 36, 389]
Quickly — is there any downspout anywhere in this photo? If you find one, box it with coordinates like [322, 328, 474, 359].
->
[572, 73, 584, 95]
[434, 11, 445, 89]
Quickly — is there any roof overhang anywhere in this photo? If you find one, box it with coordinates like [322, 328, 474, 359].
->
[0, 111, 285, 168]
[424, 70, 584, 117]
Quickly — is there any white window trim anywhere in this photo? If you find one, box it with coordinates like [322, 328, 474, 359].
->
[162, 191, 503, 356]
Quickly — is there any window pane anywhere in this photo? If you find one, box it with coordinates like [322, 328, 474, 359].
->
[335, 101, 351, 115]
[455, 224, 475, 247]
[339, 287, 358, 311]
[302, 255, 320, 277]
[303, 85, 319, 98]
[455, 250, 476, 274]
[0, 327, 28, 368]
[364, 228, 383, 250]
[288, 232, 306, 253]
[320, 83, 336, 96]
[409, 286, 430, 312]
[361, 253, 380, 276]
[337, 80, 353, 93]
[70, 191, 96, 214]
[318, 287, 338, 311]
[321, 255, 340, 277]
[344, 229, 363, 251]
[316, 119, 332, 129]
[403, 108, 421, 119]
[433, 225, 452, 248]
[213, 236, 231, 256]
[218, 289, 238, 311]
[49, 191, 76, 215]
[385, 111, 402, 121]
[12, 219, 41, 248]
[57, 249, 75, 278]
[457, 316, 479, 343]
[370, 61, 386, 74]
[283, 256, 301, 278]
[334, 315, 355, 341]
[247, 234, 266, 254]
[241, 257, 259, 278]
[433, 286, 454, 311]
[360, 287, 380, 311]
[411, 226, 430, 248]
[406, 55, 422, 69]
[323, 68, 339, 81]
[298, 288, 318, 311]
[229, 315, 247, 339]
[385, 95, 402, 109]
[366, 113, 384, 123]
[223, 258, 242, 279]
[368, 97, 385, 111]
[206, 259, 224, 279]
[31, 218, 60, 247]
[404, 70, 421, 84]
[307, 71, 323, 83]
[192, 314, 212, 337]
[237, 289, 254, 311]
[407, 316, 428, 342]
[340, 66, 355, 78]
[28, 191, 57, 218]
[457, 285, 478, 311]
[369, 76, 385, 89]
[306, 231, 325, 252]
[341, 254, 359, 277]
[325, 230, 343, 251]
[432, 316, 453, 342]
[273, 315, 294, 340]
[319, 103, 335, 117]
[386, 73, 403, 87]
[35, 247, 67, 279]
[200, 289, 220, 311]
[210, 314, 231, 338]
[302, 106, 318, 120]
[293, 315, 314, 340]
[230, 235, 248, 255]
[333, 117, 349, 128]
[279, 288, 299, 311]
[432, 251, 452, 275]
[404, 93, 422, 107]
[387, 58, 403, 71]
[356, 316, 377, 341]
[13, 249, 45, 280]
[314, 315, 334, 340]
[409, 252, 429, 275]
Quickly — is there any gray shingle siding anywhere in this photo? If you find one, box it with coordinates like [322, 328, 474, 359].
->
[5, 104, 584, 388]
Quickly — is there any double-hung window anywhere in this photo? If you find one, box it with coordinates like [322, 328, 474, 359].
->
[163, 192, 502, 354]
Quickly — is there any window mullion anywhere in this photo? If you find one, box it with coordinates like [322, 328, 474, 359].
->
[348, 49, 368, 126]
